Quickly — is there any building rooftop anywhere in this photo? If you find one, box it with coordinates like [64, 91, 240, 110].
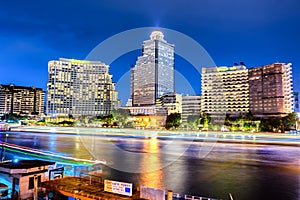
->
[0, 160, 55, 170]
[42, 177, 141, 200]
[0, 84, 44, 91]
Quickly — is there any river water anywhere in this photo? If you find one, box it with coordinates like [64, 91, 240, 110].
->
[1, 130, 299, 200]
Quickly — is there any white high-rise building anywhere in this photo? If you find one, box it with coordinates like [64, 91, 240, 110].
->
[201, 65, 249, 117]
[131, 30, 175, 106]
[47, 58, 119, 116]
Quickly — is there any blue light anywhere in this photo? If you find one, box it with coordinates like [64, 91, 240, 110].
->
[13, 159, 19, 163]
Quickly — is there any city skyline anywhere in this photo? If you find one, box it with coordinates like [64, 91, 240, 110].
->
[0, 1, 299, 105]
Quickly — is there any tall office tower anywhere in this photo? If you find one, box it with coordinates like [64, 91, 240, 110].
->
[201, 65, 249, 117]
[249, 63, 293, 117]
[47, 58, 119, 116]
[181, 95, 201, 123]
[0, 84, 45, 116]
[131, 30, 175, 106]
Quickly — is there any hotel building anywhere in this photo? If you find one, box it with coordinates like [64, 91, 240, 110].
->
[248, 63, 293, 117]
[201, 65, 249, 117]
[47, 58, 119, 116]
[131, 30, 175, 106]
[0, 84, 45, 116]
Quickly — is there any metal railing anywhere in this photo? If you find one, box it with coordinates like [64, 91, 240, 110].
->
[171, 193, 220, 200]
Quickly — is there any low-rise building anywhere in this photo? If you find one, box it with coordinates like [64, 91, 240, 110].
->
[182, 95, 201, 123]
[0, 160, 55, 199]
[156, 93, 182, 116]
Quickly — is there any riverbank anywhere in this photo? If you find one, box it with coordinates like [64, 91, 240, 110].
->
[9, 126, 300, 146]
[9, 125, 298, 135]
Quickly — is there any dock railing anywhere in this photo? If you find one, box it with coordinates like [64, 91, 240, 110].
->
[171, 192, 220, 200]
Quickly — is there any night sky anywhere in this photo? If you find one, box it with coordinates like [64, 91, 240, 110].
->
[1, 0, 299, 105]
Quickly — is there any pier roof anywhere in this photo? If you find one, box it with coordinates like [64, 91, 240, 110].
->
[0, 160, 55, 169]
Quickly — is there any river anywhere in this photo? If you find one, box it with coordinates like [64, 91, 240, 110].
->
[1, 129, 299, 200]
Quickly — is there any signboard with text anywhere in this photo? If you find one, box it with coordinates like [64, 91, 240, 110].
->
[104, 179, 133, 196]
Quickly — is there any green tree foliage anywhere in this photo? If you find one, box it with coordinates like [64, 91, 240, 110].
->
[186, 115, 200, 130]
[57, 120, 74, 126]
[259, 112, 298, 132]
[165, 113, 181, 130]
[282, 112, 298, 130]
[224, 112, 258, 132]
[200, 111, 211, 129]
[185, 111, 210, 130]
[1, 113, 20, 123]
[111, 108, 130, 127]
[260, 117, 283, 132]
[97, 115, 114, 125]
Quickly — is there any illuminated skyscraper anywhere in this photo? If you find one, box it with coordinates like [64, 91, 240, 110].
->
[131, 30, 175, 106]
[47, 58, 119, 116]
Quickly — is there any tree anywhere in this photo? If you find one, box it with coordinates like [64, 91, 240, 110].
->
[97, 115, 114, 125]
[282, 112, 298, 131]
[58, 120, 74, 126]
[260, 117, 283, 132]
[187, 115, 200, 130]
[165, 113, 181, 130]
[111, 108, 130, 127]
[200, 111, 210, 129]
[2, 113, 20, 123]
[259, 112, 298, 133]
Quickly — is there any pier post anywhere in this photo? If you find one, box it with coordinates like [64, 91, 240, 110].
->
[167, 190, 173, 200]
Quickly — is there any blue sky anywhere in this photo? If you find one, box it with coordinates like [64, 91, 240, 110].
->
[0, 0, 299, 105]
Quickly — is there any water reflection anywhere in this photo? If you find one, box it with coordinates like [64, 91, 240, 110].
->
[3, 131, 300, 200]
[139, 138, 164, 189]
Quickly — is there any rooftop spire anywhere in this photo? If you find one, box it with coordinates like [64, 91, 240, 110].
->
[150, 30, 164, 40]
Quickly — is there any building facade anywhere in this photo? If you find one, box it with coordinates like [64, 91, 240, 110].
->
[201, 65, 249, 117]
[182, 95, 201, 123]
[0, 84, 45, 116]
[248, 63, 293, 117]
[131, 30, 175, 106]
[0, 160, 55, 200]
[47, 58, 119, 116]
[156, 93, 182, 116]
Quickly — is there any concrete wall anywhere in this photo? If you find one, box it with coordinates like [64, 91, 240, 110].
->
[140, 186, 165, 200]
